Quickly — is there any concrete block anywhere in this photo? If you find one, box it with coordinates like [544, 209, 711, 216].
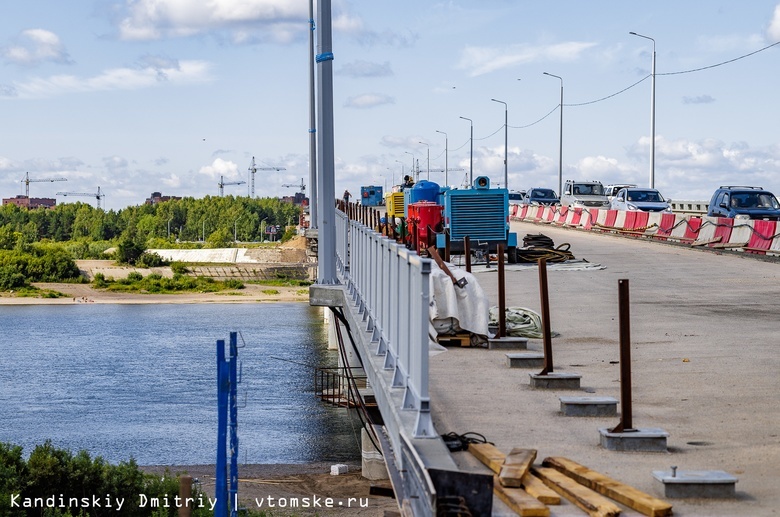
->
[361, 428, 388, 480]
[529, 372, 582, 390]
[488, 336, 529, 350]
[505, 352, 544, 368]
[559, 396, 618, 417]
[330, 464, 349, 475]
[599, 427, 669, 452]
[652, 469, 737, 498]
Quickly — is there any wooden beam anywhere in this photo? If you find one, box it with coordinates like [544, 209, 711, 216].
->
[499, 449, 537, 488]
[543, 457, 673, 517]
[469, 444, 560, 505]
[522, 473, 560, 505]
[532, 467, 621, 517]
[494, 480, 550, 517]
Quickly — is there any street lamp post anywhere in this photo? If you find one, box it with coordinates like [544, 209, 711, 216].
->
[543, 72, 564, 197]
[404, 151, 415, 181]
[630, 31, 656, 189]
[459, 116, 473, 187]
[418, 141, 430, 180]
[394, 160, 404, 185]
[491, 98, 508, 189]
[435, 130, 448, 186]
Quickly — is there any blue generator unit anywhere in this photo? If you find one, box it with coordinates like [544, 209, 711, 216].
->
[360, 185, 384, 206]
[436, 176, 519, 263]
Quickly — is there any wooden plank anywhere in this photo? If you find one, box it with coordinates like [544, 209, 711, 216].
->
[542, 457, 673, 517]
[494, 480, 550, 517]
[691, 236, 722, 247]
[468, 442, 506, 473]
[531, 467, 621, 517]
[522, 473, 560, 505]
[499, 448, 537, 488]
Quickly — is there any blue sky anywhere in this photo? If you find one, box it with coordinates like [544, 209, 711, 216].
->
[2, 0, 779, 211]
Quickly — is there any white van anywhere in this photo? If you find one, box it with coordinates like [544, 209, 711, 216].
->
[559, 180, 610, 208]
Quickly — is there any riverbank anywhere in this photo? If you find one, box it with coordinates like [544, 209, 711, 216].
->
[0, 282, 310, 305]
[141, 463, 397, 516]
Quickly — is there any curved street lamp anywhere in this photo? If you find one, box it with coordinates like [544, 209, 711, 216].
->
[491, 98, 508, 189]
[404, 151, 415, 181]
[459, 116, 473, 186]
[543, 72, 564, 197]
[630, 31, 656, 189]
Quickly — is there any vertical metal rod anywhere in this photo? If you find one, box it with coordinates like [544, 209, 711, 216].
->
[229, 332, 238, 517]
[215, 339, 228, 517]
[497, 243, 506, 338]
[614, 279, 634, 431]
[307, 0, 318, 228]
[464, 236, 472, 273]
[538, 258, 554, 374]
[444, 230, 450, 262]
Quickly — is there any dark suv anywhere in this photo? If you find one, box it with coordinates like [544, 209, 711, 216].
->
[707, 186, 780, 221]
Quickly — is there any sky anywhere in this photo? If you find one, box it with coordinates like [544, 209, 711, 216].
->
[2, 0, 780, 211]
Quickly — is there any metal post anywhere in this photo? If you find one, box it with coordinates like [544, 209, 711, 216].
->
[215, 339, 228, 517]
[436, 130, 448, 186]
[538, 258, 554, 375]
[611, 279, 635, 432]
[179, 476, 192, 517]
[491, 99, 508, 189]
[630, 32, 656, 189]
[543, 73, 564, 197]
[316, 0, 337, 284]
[497, 243, 506, 338]
[308, 0, 318, 228]
[229, 332, 238, 517]
[464, 236, 471, 273]
[459, 117, 473, 187]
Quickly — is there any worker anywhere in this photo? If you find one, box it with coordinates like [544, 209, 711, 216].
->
[343, 190, 351, 204]
[402, 175, 414, 190]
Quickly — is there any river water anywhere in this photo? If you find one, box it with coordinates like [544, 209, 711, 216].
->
[0, 303, 361, 465]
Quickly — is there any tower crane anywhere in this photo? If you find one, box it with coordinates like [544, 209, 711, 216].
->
[248, 156, 286, 198]
[56, 187, 105, 209]
[281, 178, 306, 192]
[21, 172, 67, 197]
[218, 175, 246, 197]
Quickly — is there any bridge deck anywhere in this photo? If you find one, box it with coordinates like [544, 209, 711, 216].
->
[429, 220, 779, 516]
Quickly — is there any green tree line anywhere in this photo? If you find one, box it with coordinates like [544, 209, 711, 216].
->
[0, 196, 301, 247]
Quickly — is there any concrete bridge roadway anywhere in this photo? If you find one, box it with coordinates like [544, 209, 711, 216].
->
[428, 219, 779, 516]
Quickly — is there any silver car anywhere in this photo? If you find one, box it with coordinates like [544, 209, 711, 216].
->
[610, 188, 672, 212]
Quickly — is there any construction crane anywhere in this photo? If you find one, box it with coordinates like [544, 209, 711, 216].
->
[218, 175, 246, 197]
[21, 171, 67, 197]
[281, 178, 306, 192]
[56, 187, 105, 209]
[248, 156, 286, 198]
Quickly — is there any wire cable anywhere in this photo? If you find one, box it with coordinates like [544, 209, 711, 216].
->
[659, 40, 780, 76]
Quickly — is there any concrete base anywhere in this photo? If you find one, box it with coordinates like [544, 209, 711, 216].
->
[529, 372, 582, 389]
[505, 352, 544, 368]
[560, 396, 618, 417]
[652, 470, 737, 498]
[599, 427, 669, 452]
[488, 336, 529, 350]
[361, 428, 389, 480]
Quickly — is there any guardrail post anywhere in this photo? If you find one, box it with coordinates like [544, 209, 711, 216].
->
[611, 279, 634, 432]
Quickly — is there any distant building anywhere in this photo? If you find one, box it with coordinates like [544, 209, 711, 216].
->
[2, 195, 56, 209]
[145, 192, 181, 205]
[281, 192, 308, 206]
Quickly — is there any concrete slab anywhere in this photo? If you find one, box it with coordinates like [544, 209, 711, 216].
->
[652, 469, 737, 498]
[505, 352, 544, 368]
[599, 427, 669, 452]
[528, 372, 581, 389]
[559, 396, 618, 416]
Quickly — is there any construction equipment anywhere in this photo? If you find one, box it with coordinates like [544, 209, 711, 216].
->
[248, 157, 286, 198]
[21, 172, 67, 197]
[282, 178, 306, 192]
[56, 187, 105, 209]
[218, 176, 246, 197]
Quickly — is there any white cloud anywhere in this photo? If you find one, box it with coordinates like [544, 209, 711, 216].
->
[1, 59, 212, 99]
[117, 0, 307, 41]
[768, 4, 780, 42]
[199, 158, 240, 180]
[457, 42, 597, 77]
[2, 29, 72, 66]
[344, 93, 394, 109]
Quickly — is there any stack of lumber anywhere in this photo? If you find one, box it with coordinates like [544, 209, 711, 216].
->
[467, 444, 673, 517]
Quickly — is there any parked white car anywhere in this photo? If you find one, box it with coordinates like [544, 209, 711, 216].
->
[610, 188, 672, 212]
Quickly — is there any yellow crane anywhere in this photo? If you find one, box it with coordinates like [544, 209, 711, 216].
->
[21, 172, 67, 197]
[56, 187, 105, 209]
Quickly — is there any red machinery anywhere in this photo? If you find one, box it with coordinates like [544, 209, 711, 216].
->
[406, 201, 443, 255]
